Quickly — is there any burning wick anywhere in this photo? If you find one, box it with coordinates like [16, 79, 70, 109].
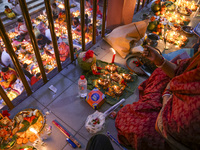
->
[58, 3, 65, 9]
[111, 48, 116, 63]
[30, 128, 42, 143]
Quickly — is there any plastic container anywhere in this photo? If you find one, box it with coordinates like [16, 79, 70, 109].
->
[78, 75, 87, 98]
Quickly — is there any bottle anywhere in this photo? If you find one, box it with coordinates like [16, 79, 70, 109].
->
[78, 75, 87, 98]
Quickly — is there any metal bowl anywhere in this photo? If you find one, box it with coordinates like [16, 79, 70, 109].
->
[146, 33, 160, 47]
[182, 26, 194, 35]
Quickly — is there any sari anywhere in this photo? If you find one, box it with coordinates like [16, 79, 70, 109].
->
[115, 52, 200, 150]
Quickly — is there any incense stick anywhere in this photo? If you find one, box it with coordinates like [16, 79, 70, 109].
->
[52, 120, 81, 148]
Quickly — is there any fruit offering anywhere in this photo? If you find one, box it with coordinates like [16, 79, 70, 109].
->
[175, 0, 198, 11]
[164, 11, 190, 26]
[151, 0, 161, 13]
[0, 113, 16, 150]
[13, 109, 45, 145]
[147, 16, 165, 35]
[165, 30, 188, 47]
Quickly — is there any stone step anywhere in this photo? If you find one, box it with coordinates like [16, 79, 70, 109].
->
[2, 0, 45, 27]
[3, 3, 45, 27]
[0, 0, 34, 15]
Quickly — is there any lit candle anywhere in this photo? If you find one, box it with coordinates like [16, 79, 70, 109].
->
[111, 48, 116, 63]
[30, 128, 42, 143]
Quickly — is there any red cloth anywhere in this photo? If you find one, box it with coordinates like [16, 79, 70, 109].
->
[115, 58, 200, 149]
[30, 76, 39, 86]
[162, 60, 200, 149]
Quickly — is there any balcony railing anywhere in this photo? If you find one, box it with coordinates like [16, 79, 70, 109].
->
[0, 0, 107, 110]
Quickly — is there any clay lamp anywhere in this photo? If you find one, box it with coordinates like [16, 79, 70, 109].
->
[113, 85, 123, 97]
[122, 73, 132, 81]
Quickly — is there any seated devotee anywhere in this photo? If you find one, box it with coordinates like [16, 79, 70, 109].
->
[85, 13, 91, 32]
[15, 18, 28, 41]
[52, 2, 61, 19]
[4, 5, 16, 19]
[33, 25, 41, 39]
[115, 45, 200, 150]
[22, 63, 33, 80]
[72, 17, 80, 28]
[45, 26, 52, 41]
[57, 11, 66, 24]
[8, 0, 22, 15]
[0, 66, 17, 89]
[37, 22, 46, 35]
[30, 73, 41, 86]
[58, 42, 69, 62]
[0, 47, 15, 69]
[36, 34, 52, 49]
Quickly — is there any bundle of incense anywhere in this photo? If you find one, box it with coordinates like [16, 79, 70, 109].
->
[52, 120, 81, 148]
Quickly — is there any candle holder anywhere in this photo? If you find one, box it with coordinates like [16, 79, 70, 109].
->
[98, 78, 110, 87]
[112, 85, 123, 97]
[110, 73, 121, 82]
[122, 73, 132, 82]
[105, 64, 117, 73]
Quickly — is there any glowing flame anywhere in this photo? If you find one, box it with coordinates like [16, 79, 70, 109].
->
[111, 48, 116, 54]
[30, 128, 37, 134]
[58, 4, 65, 9]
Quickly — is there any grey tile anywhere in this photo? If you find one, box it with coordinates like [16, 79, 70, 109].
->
[47, 83, 94, 132]
[32, 73, 73, 106]
[9, 96, 44, 118]
[39, 108, 76, 150]
[62, 133, 88, 150]
[60, 63, 83, 82]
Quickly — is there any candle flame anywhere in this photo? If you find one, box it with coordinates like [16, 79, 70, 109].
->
[30, 128, 37, 134]
[111, 48, 116, 54]
[58, 4, 65, 9]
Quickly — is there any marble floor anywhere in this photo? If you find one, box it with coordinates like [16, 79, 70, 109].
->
[9, 39, 147, 150]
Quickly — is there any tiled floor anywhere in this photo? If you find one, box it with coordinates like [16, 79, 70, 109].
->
[9, 39, 147, 150]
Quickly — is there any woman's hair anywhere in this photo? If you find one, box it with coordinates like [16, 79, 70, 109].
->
[74, 17, 80, 23]
[52, 3, 57, 7]
[23, 63, 28, 69]
[17, 18, 23, 23]
[5, 5, 9, 9]
[37, 34, 43, 39]
[2, 67, 8, 72]
[36, 73, 41, 78]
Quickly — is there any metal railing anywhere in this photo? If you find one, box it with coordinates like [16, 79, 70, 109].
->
[0, 0, 107, 110]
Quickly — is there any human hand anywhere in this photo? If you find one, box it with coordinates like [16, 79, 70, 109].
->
[142, 45, 163, 65]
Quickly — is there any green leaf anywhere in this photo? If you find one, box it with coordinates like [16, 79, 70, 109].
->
[17, 120, 30, 132]
[31, 116, 39, 125]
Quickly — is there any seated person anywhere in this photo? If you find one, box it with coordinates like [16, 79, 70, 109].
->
[72, 17, 87, 35]
[115, 45, 200, 150]
[30, 73, 41, 86]
[15, 18, 28, 41]
[58, 42, 69, 62]
[58, 11, 66, 24]
[36, 34, 52, 49]
[0, 67, 17, 89]
[4, 5, 16, 19]
[85, 24, 98, 40]
[37, 22, 46, 35]
[33, 25, 41, 39]
[22, 63, 33, 80]
[85, 14, 91, 32]
[8, 0, 22, 15]
[45, 26, 52, 41]
[52, 3, 61, 19]
[0, 47, 15, 69]
[72, 17, 80, 28]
